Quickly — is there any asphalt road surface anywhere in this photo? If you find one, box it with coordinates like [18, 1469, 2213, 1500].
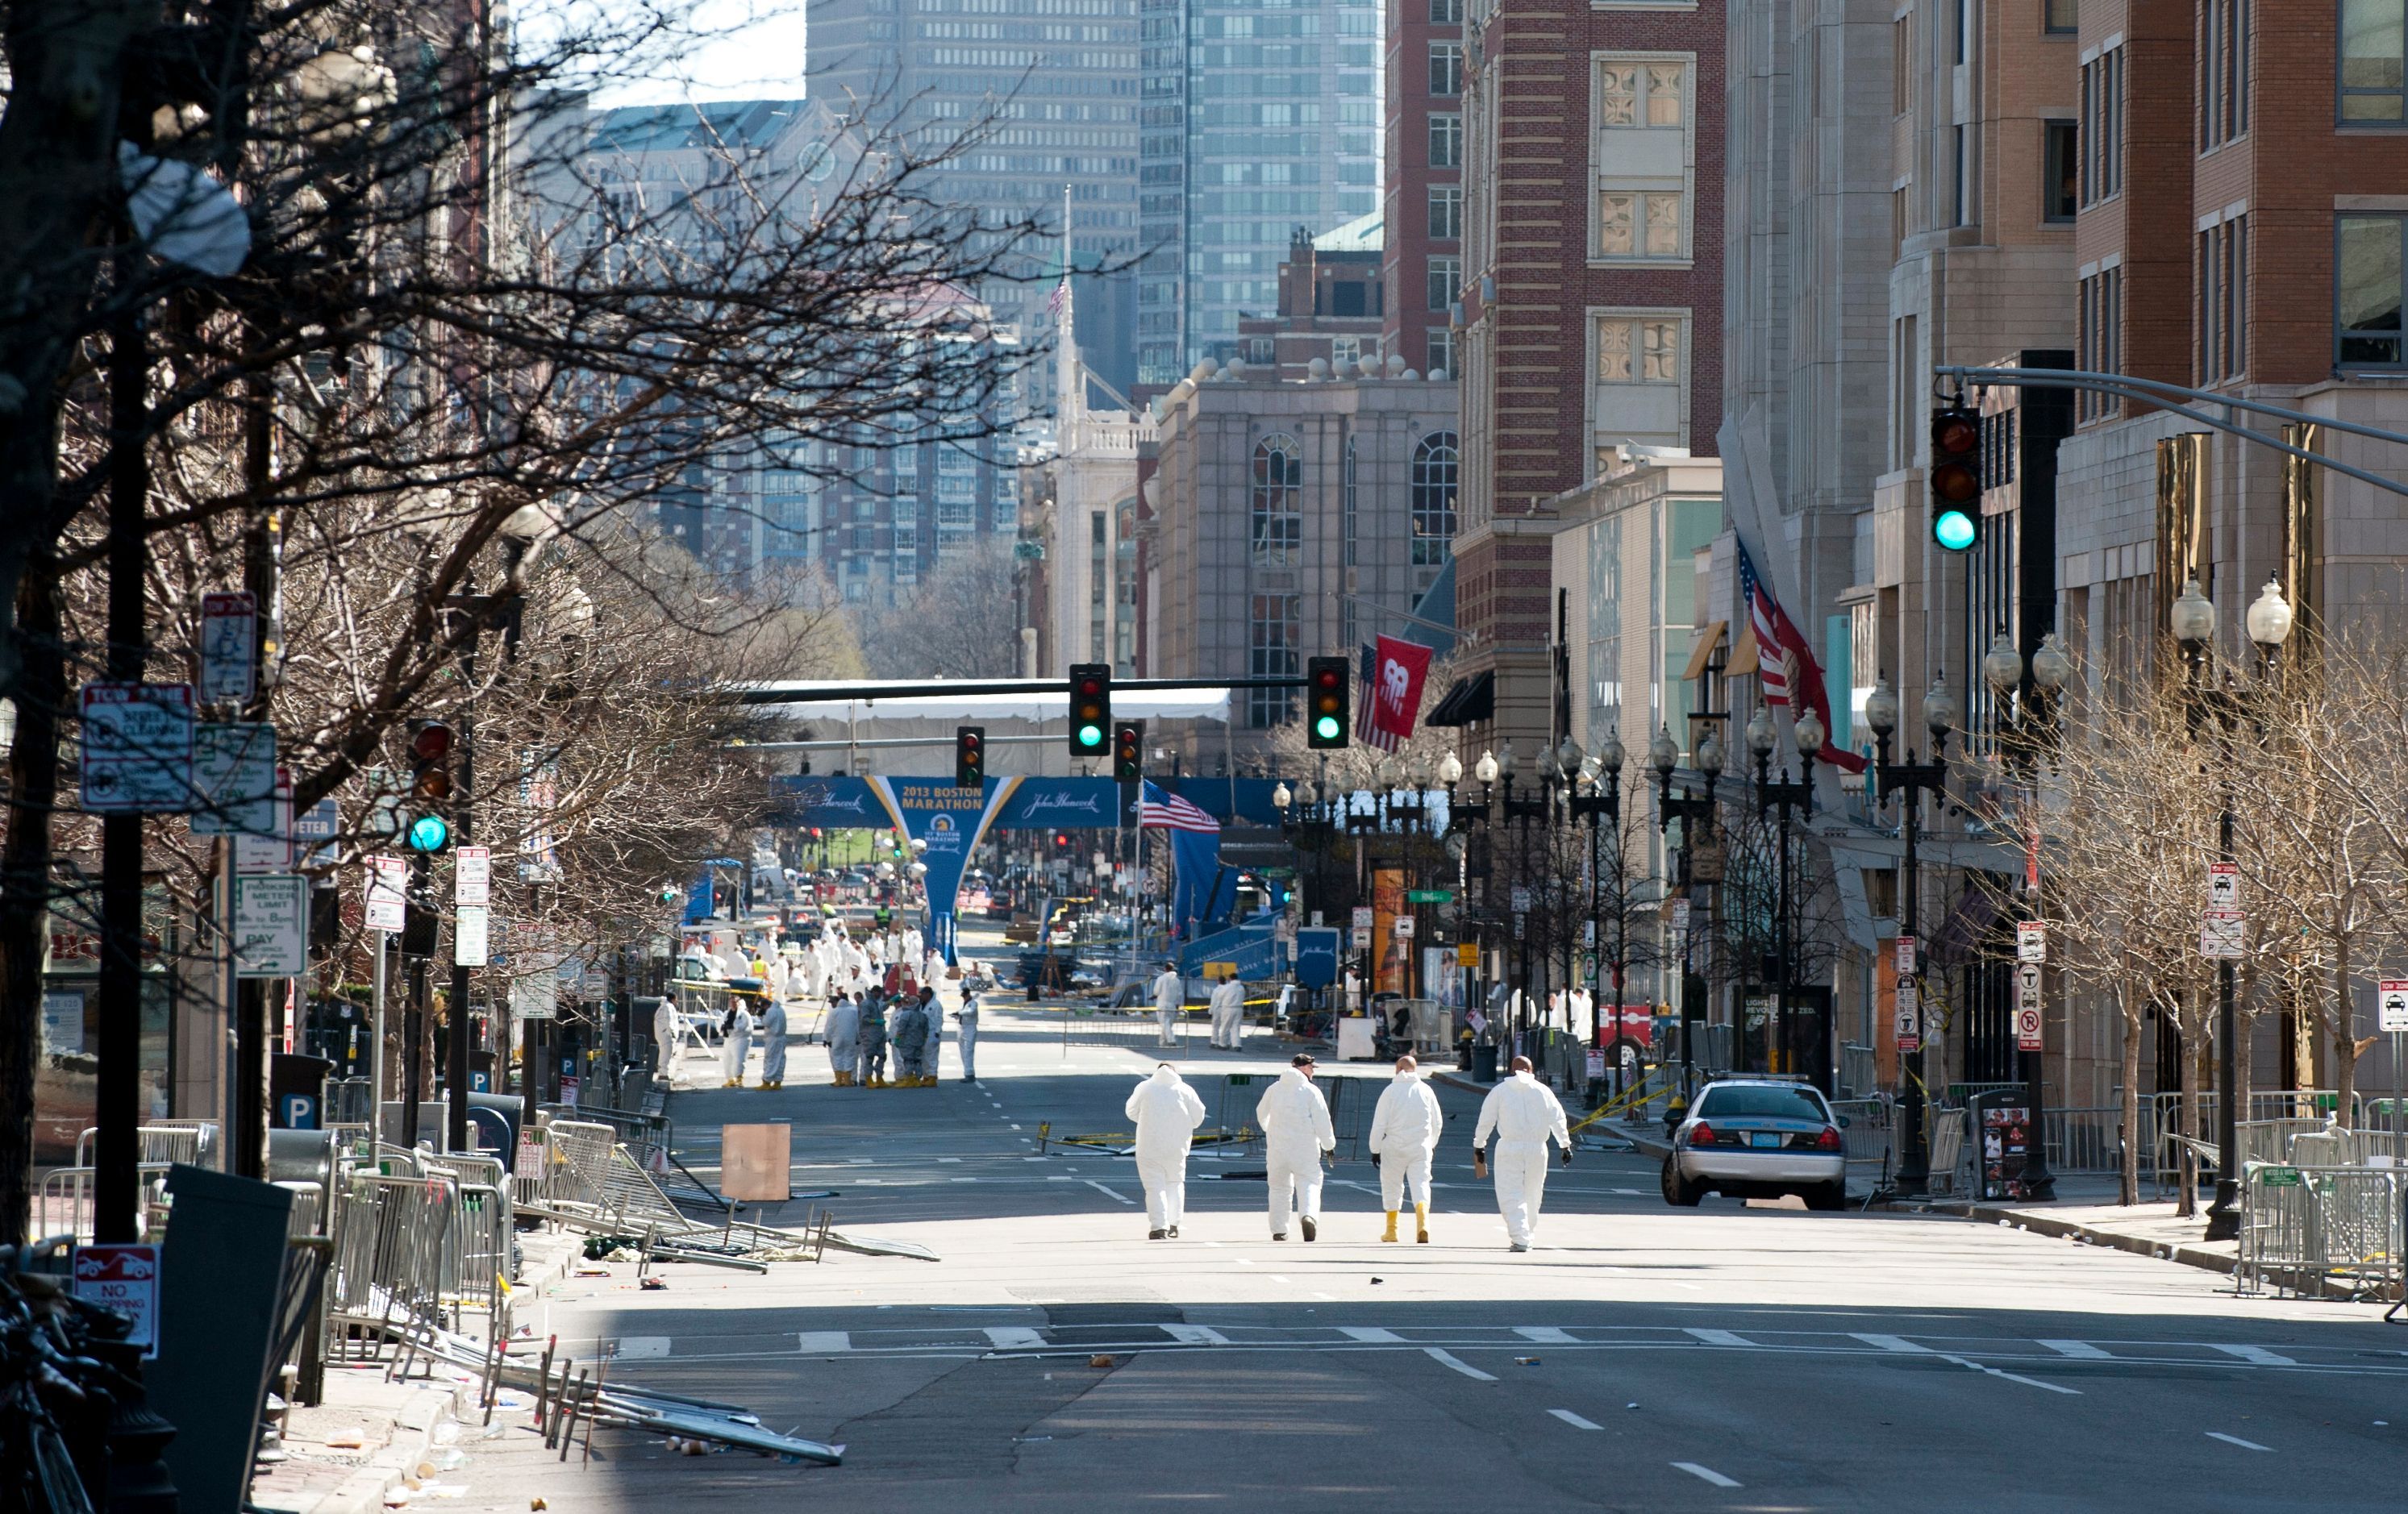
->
[433, 932, 2408, 1512]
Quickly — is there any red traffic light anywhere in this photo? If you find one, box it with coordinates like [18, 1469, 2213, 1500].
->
[1932, 414, 1979, 456]
[1076, 675, 1104, 697]
[1055, 832, 1069, 846]
[409, 722, 455, 762]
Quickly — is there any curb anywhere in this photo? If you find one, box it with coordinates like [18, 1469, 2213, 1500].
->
[297, 1375, 477, 1514]
[1873, 1198, 2253, 1281]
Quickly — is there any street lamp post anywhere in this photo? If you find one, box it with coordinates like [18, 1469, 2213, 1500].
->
[1985, 630, 2067, 1200]
[2175, 576, 2295, 1240]
[1748, 705, 1822, 1088]
[1570, 730, 1626, 1091]
[1868, 672, 1954, 1196]
[1654, 724, 1721, 1100]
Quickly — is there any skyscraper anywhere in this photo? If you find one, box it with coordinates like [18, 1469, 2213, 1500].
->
[805, 0, 1143, 393]
[1137, 0, 1384, 389]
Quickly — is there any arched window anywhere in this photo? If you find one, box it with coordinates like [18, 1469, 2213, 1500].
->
[1251, 433, 1302, 566]
[1411, 431, 1459, 566]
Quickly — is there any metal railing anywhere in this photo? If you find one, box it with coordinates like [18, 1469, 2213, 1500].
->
[32, 1163, 175, 1242]
[73, 1122, 218, 1171]
[1829, 1095, 1895, 1193]
[2237, 1163, 2404, 1302]
[1926, 1109, 1969, 1196]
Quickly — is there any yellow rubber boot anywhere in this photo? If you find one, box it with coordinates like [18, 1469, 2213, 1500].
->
[1381, 1211, 1398, 1243]
[1414, 1203, 1430, 1243]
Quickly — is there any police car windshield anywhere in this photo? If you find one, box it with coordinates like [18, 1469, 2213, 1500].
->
[1696, 1086, 1829, 1122]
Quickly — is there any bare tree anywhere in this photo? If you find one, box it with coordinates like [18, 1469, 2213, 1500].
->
[857, 535, 1025, 679]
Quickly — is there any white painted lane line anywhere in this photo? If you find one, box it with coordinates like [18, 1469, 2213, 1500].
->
[1517, 1327, 1577, 1344]
[1673, 1462, 1741, 1488]
[797, 1331, 852, 1354]
[1548, 1408, 1603, 1430]
[614, 1337, 671, 1360]
[1426, 1349, 1498, 1382]
[2206, 1432, 2271, 1452]
[1082, 1179, 1135, 1205]
[1851, 1333, 1935, 1354]
[1235, 1258, 1257, 1267]
[1611, 1187, 1644, 1196]
[1203, 1240, 1224, 1248]
[1946, 1358, 2084, 1395]
[2039, 1340, 2114, 1360]
[2214, 1345, 2296, 1366]
[1313, 1292, 1335, 1301]
[1685, 1328, 1753, 1348]
[1271, 1275, 1294, 1284]
[1162, 1325, 1230, 1346]
[1341, 1327, 1404, 1343]
[985, 1327, 1046, 1350]
[950, 1177, 976, 1183]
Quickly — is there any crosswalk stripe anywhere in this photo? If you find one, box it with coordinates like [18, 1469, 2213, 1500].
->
[1850, 1333, 1935, 1354]
[2038, 1340, 2113, 1360]
[1684, 1328, 1752, 1348]
[614, 1337, 670, 1360]
[796, 1332, 851, 1354]
[1673, 1462, 1741, 1488]
[985, 1327, 1046, 1350]
[1548, 1408, 1603, 1430]
[2214, 1345, 2295, 1366]
[1340, 1327, 1405, 1343]
[1425, 1349, 1498, 1382]
[1516, 1326, 1577, 1344]
[1163, 1325, 1230, 1346]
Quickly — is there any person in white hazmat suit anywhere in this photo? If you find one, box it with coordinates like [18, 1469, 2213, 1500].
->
[1255, 1054, 1336, 1240]
[952, 988, 981, 1081]
[824, 992, 862, 1087]
[1207, 974, 1247, 1050]
[1125, 1064, 1207, 1239]
[1368, 1054, 1444, 1243]
[720, 999, 755, 1088]
[1150, 961, 1185, 1049]
[758, 996, 789, 1088]
[1471, 1054, 1573, 1251]
[652, 996, 680, 1084]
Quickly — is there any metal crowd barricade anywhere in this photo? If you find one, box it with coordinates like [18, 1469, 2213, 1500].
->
[1838, 1043, 1878, 1100]
[33, 1163, 175, 1242]
[1925, 1109, 1969, 1196]
[328, 1171, 461, 1342]
[73, 1122, 218, 1171]
[2040, 1106, 2126, 1173]
[324, 1079, 373, 1125]
[543, 1104, 672, 1170]
[2238, 1163, 2405, 1302]
[1829, 1096, 1894, 1193]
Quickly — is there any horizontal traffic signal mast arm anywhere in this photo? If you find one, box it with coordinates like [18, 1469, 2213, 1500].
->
[729, 676, 1316, 705]
[1931, 364, 2408, 501]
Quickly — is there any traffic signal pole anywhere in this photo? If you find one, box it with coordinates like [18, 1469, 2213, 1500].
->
[448, 612, 480, 1155]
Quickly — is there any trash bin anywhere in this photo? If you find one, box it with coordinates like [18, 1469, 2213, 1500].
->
[1472, 1042, 1500, 1083]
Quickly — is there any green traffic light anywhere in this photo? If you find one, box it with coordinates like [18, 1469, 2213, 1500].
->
[406, 813, 450, 852]
[1933, 509, 1977, 552]
[1076, 723, 1104, 748]
[1314, 715, 1341, 741]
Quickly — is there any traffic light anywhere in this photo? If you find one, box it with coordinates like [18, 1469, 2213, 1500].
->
[1112, 721, 1145, 784]
[1928, 403, 1981, 552]
[955, 725, 985, 788]
[1068, 663, 1110, 757]
[404, 720, 455, 852]
[402, 853, 439, 957]
[1306, 655, 1350, 748]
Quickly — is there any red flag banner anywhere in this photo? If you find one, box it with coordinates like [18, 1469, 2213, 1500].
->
[1361, 635, 1435, 752]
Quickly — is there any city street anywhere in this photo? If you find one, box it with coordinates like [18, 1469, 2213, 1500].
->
[424, 940, 2408, 1513]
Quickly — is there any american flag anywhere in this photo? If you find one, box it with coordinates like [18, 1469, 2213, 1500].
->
[1735, 538, 1867, 774]
[1139, 782, 1219, 834]
[1047, 278, 1069, 318]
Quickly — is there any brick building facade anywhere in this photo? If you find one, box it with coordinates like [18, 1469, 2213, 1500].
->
[1444, 0, 1726, 754]
[1382, 0, 1465, 380]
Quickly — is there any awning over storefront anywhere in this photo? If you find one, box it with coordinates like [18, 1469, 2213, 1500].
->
[1426, 668, 1494, 727]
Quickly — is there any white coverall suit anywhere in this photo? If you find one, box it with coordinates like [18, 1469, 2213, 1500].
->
[1368, 1071, 1444, 1225]
[1255, 1068, 1336, 1237]
[1152, 969, 1186, 1049]
[758, 1000, 789, 1086]
[953, 993, 981, 1079]
[1125, 1066, 1208, 1233]
[1473, 1070, 1572, 1248]
[1208, 977, 1246, 1049]
[721, 1004, 755, 1087]
[824, 996, 861, 1081]
[652, 998, 679, 1079]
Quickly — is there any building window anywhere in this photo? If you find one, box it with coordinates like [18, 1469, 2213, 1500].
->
[1429, 112, 1463, 168]
[1428, 184, 1463, 240]
[1893, 15, 1910, 114]
[1952, 125, 1973, 226]
[1089, 510, 1110, 663]
[1332, 335, 1364, 368]
[2077, 265, 2123, 420]
[1251, 432, 1303, 565]
[1411, 431, 1459, 567]
[1598, 316, 1681, 383]
[2337, 213, 2406, 366]
[2080, 48, 2123, 204]
[1343, 438, 1359, 569]
[1431, 0, 1461, 21]
[1428, 326, 1456, 376]
[1427, 254, 1460, 312]
[2342, 0, 2407, 122]
[2198, 215, 2249, 383]
[1593, 59, 1692, 262]
[1248, 593, 1298, 726]
[2045, 0, 2077, 32]
[2043, 120, 2077, 221]
[2202, 0, 2251, 148]
[1430, 41, 1464, 97]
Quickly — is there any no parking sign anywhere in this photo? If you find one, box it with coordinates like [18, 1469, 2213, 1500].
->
[72, 1245, 160, 1356]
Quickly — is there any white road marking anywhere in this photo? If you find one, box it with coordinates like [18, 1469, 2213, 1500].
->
[1340, 1327, 1405, 1343]
[1024, 1156, 1048, 1162]
[1010, 1123, 1023, 1129]
[1851, 1333, 1935, 1354]
[938, 1157, 961, 1163]
[1313, 1292, 1335, 1301]
[1611, 1187, 1644, 1196]
[1685, 1329, 1753, 1348]
[796, 1332, 851, 1354]
[1673, 1462, 1741, 1488]
[1162, 1325, 1230, 1346]
[1548, 1409, 1603, 1430]
[614, 1337, 670, 1360]
[1946, 1358, 2084, 1395]
[950, 1177, 976, 1183]
[985, 1327, 1046, 1350]
[1046, 1175, 1075, 1182]
[1235, 1258, 1257, 1267]
[1517, 1326, 1577, 1344]
[2206, 1431, 2271, 1451]
[2039, 1340, 2114, 1359]
[1083, 1179, 1135, 1205]
[2214, 1345, 2296, 1366]
[1271, 1275, 1294, 1284]
[1426, 1349, 1498, 1382]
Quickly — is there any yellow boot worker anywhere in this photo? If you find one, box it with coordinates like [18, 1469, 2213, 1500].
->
[1368, 1054, 1444, 1242]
